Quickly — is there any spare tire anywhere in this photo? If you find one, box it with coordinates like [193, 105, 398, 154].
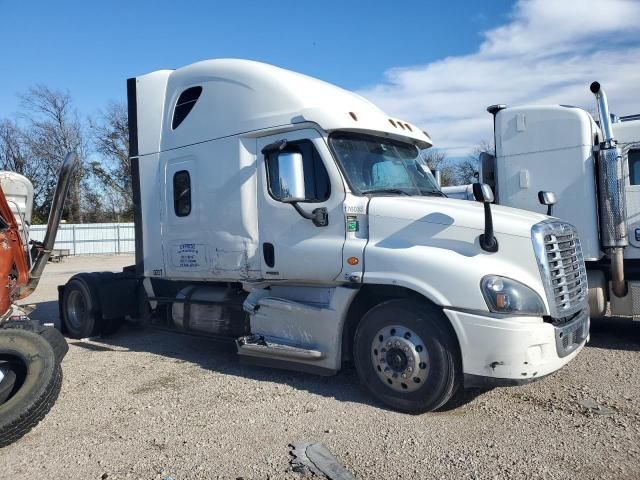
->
[3, 320, 68, 364]
[0, 329, 62, 448]
[0, 362, 16, 404]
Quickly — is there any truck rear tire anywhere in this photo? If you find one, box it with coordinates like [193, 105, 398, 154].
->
[61, 275, 103, 339]
[0, 329, 62, 447]
[353, 299, 460, 413]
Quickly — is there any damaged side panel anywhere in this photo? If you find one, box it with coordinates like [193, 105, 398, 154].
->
[158, 136, 261, 281]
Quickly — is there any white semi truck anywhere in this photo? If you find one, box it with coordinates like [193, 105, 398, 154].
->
[58, 59, 589, 412]
[464, 83, 640, 320]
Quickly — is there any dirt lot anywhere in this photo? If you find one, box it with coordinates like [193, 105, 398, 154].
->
[1, 255, 639, 479]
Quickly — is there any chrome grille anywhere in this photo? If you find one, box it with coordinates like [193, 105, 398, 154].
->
[532, 221, 588, 319]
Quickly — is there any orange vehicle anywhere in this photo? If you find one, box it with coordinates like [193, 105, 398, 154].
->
[0, 153, 77, 447]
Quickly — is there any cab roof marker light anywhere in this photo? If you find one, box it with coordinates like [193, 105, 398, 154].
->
[388, 119, 397, 127]
[404, 123, 413, 132]
[349, 111, 358, 121]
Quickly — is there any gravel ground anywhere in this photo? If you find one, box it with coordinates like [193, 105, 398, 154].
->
[1, 254, 639, 479]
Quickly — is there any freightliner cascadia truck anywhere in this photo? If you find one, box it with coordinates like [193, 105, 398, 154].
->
[462, 83, 640, 321]
[58, 59, 589, 412]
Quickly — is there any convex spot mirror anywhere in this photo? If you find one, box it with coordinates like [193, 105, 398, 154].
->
[276, 152, 309, 203]
[472, 183, 495, 203]
[538, 190, 557, 216]
[538, 191, 557, 206]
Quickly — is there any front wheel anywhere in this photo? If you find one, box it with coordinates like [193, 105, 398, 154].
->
[353, 299, 460, 413]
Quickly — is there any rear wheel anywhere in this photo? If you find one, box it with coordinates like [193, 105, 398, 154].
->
[353, 299, 460, 413]
[62, 276, 102, 339]
[0, 329, 62, 447]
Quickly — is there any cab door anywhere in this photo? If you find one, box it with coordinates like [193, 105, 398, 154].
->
[257, 129, 346, 281]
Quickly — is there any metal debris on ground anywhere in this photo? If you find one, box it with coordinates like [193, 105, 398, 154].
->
[578, 398, 616, 415]
[289, 442, 356, 479]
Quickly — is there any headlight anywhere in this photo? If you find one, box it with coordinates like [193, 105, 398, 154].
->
[480, 275, 546, 315]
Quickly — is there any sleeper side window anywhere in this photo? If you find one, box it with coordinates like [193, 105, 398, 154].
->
[172, 86, 202, 129]
[628, 149, 640, 185]
[265, 140, 331, 202]
[173, 170, 191, 217]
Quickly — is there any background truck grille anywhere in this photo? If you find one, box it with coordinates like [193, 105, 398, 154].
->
[532, 221, 588, 319]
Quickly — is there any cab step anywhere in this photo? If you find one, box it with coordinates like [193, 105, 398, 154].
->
[236, 334, 324, 360]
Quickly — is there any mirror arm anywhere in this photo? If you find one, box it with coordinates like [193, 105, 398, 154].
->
[290, 202, 328, 227]
[479, 203, 499, 252]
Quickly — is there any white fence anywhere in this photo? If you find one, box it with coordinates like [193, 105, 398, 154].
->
[29, 223, 135, 255]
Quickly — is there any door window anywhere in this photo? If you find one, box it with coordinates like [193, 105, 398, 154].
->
[173, 170, 191, 216]
[628, 150, 640, 185]
[265, 140, 330, 202]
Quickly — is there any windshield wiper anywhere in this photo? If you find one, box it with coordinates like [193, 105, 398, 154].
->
[361, 188, 411, 196]
[421, 190, 447, 197]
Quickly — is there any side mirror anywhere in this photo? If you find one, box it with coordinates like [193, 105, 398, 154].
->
[472, 183, 495, 203]
[268, 149, 328, 227]
[538, 191, 557, 216]
[472, 183, 498, 253]
[434, 170, 442, 188]
[277, 152, 307, 203]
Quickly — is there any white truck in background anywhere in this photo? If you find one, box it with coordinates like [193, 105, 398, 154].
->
[58, 59, 589, 412]
[448, 82, 640, 320]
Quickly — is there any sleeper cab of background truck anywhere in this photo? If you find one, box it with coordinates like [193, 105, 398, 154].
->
[79, 60, 589, 412]
[489, 105, 602, 260]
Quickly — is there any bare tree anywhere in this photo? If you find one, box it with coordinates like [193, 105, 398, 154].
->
[89, 102, 132, 220]
[456, 140, 494, 185]
[19, 85, 87, 223]
[0, 119, 54, 223]
[0, 120, 27, 174]
[421, 148, 456, 186]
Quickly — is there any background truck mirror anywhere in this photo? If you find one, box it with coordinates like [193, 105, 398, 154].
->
[538, 190, 557, 216]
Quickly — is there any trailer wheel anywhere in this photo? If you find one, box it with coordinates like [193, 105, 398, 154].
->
[0, 329, 62, 447]
[353, 299, 460, 413]
[61, 275, 102, 339]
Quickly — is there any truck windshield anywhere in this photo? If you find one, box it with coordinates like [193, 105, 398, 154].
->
[329, 132, 442, 196]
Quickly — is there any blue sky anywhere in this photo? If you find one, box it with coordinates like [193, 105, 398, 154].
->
[1, 0, 639, 155]
[0, 1, 512, 116]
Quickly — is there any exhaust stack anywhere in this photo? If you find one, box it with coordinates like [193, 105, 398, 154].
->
[19, 152, 78, 298]
[590, 81, 628, 297]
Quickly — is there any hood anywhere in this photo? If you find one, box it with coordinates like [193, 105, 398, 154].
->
[367, 196, 548, 238]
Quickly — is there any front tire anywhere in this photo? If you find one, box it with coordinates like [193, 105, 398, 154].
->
[353, 299, 460, 413]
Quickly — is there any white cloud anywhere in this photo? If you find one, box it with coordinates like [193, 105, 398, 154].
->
[358, 0, 640, 157]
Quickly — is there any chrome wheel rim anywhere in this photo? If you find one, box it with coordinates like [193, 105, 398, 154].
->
[371, 325, 429, 392]
[67, 289, 88, 330]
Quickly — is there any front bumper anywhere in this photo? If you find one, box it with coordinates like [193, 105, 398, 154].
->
[443, 308, 589, 388]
